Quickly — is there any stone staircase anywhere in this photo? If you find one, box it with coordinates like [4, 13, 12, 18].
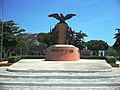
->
[0, 59, 120, 90]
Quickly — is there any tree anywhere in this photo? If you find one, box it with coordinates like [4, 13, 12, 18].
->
[14, 35, 29, 55]
[87, 40, 109, 55]
[107, 47, 118, 56]
[0, 20, 25, 56]
[73, 30, 88, 50]
[75, 31, 88, 42]
[113, 28, 120, 57]
[113, 28, 120, 51]
[37, 33, 50, 46]
[19, 33, 48, 55]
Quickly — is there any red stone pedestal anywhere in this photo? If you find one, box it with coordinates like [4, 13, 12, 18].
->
[45, 45, 80, 61]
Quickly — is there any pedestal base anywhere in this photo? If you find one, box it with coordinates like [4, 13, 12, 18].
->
[45, 45, 80, 61]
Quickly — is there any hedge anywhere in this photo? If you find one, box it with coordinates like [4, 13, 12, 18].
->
[80, 56, 105, 59]
[7, 55, 45, 63]
[8, 56, 21, 63]
[80, 56, 116, 63]
[105, 56, 116, 63]
[7, 55, 116, 64]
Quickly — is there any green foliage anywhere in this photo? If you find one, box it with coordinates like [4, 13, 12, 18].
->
[114, 28, 120, 39]
[86, 40, 109, 55]
[8, 56, 21, 63]
[8, 55, 45, 63]
[105, 56, 116, 63]
[73, 30, 87, 50]
[107, 47, 118, 56]
[74, 42, 86, 50]
[37, 33, 50, 46]
[0, 20, 25, 52]
[80, 56, 105, 59]
[113, 28, 120, 52]
[80, 56, 116, 63]
[18, 33, 47, 55]
[7, 55, 116, 64]
[75, 31, 88, 42]
[87, 40, 109, 50]
[15, 35, 29, 55]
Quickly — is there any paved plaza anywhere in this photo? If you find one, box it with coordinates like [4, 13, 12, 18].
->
[0, 59, 120, 90]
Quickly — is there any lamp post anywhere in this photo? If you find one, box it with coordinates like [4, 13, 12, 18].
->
[0, 0, 4, 61]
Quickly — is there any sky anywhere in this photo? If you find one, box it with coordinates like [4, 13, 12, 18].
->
[0, 0, 120, 46]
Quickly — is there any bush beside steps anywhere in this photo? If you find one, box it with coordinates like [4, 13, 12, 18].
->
[8, 56, 21, 63]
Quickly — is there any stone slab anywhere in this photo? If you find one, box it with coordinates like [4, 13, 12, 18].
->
[0, 82, 120, 90]
[7, 59, 112, 72]
[0, 87, 120, 90]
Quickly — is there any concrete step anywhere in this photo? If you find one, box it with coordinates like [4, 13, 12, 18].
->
[0, 59, 120, 90]
[0, 82, 120, 88]
[1, 68, 120, 76]
[1, 87, 120, 90]
[0, 77, 120, 83]
[7, 59, 112, 72]
[1, 69, 120, 79]
[1, 71, 120, 79]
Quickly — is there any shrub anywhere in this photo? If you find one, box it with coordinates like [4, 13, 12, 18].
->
[80, 56, 116, 63]
[105, 56, 116, 63]
[80, 56, 105, 59]
[107, 47, 118, 56]
[7, 55, 45, 63]
[8, 56, 21, 63]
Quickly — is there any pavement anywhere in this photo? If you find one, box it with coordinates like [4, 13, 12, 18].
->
[0, 59, 120, 90]
[7, 59, 112, 72]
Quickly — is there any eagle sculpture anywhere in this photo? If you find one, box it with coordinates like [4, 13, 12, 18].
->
[48, 13, 76, 23]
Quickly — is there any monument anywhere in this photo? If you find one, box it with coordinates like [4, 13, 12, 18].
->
[45, 13, 80, 61]
[1, 13, 116, 90]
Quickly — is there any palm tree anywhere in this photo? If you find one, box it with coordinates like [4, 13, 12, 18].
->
[73, 30, 88, 50]
[75, 30, 88, 43]
[113, 28, 120, 51]
[114, 28, 120, 39]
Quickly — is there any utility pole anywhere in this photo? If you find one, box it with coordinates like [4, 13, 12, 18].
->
[0, 0, 4, 61]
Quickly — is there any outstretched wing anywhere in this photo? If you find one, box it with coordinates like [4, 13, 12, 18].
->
[64, 14, 76, 20]
[48, 13, 61, 20]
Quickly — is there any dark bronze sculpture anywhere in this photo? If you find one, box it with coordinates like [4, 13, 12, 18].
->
[48, 13, 76, 23]
[49, 13, 76, 45]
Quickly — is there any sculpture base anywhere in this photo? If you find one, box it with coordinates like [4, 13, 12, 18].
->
[45, 45, 80, 61]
